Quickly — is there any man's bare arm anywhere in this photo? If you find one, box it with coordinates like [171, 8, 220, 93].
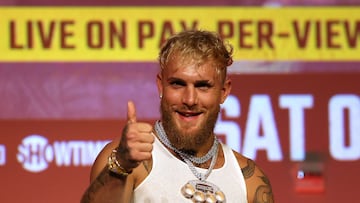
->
[81, 101, 154, 203]
[241, 159, 274, 203]
[253, 174, 273, 203]
[81, 166, 130, 203]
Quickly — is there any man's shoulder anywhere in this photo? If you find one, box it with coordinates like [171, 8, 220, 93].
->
[229, 149, 251, 167]
[221, 146, 274, 202]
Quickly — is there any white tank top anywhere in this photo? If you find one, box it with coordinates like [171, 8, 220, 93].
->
[131, 137, 248, 203]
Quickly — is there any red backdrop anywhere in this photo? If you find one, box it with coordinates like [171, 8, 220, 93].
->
[1, 62, 359, 203]
[1, 1, 359, 203]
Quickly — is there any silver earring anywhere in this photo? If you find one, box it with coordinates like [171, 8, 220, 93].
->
[160, 94, 163, 99]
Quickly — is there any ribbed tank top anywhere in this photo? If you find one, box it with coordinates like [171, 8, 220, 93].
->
[131, 136, 248, 203]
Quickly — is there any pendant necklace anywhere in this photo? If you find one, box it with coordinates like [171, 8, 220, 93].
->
[155, 121, 226, 203]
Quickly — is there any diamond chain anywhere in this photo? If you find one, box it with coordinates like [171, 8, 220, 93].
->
[154, 120, 219, 164]
[154, 120, 219, 181]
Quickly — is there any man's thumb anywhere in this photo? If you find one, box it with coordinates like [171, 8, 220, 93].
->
[127, 101, 137, 123]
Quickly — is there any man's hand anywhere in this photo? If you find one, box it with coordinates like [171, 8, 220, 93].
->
[117, 101, 155, 171]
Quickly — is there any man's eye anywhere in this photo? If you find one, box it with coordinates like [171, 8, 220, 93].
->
[170, 81, 185, 87]
[196, 82, 212, 90]
[198, 86, 210, 90]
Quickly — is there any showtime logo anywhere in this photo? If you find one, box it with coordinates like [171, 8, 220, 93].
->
[17, 135, 110, 173]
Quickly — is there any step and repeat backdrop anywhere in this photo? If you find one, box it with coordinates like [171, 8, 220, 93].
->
[1, 5, 359, 203]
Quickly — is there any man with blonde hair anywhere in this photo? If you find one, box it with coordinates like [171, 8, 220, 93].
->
[81, 30, 274, 203]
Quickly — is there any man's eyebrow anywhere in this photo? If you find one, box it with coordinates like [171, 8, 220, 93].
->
[167, 77, 184, 82]
[194, 80, 213, 86]
[166, 77, 187, 85]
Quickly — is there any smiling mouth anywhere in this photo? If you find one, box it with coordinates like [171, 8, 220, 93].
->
[176, 111, 202, 117]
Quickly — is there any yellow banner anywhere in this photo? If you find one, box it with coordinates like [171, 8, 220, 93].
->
[1, 7, 359, 62]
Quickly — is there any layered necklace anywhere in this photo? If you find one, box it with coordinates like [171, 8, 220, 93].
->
[154, 120, 226, 203]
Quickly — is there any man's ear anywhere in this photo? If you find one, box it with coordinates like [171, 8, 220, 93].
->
[221, 78, 232, 104]
[156, 73, 163, 98]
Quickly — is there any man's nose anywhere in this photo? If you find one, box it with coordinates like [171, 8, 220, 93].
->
[182, 86, 198, 107]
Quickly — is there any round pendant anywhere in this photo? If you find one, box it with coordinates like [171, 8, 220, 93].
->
[215, 190, 226, 202]
[181, 180, 226, 203]
[192, 191, 205, 202]
[205, 192, 216, 203]
[181, 183, 195, 198]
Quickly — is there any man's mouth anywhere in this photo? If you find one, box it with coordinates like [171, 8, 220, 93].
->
[176, 111, 202, 118]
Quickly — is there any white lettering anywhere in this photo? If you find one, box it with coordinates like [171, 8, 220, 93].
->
[53, 141, 73, 166]
[53, 140, 110, 166]
[17, 135, 50, 173]
[329, 94, 360, 161]
[280, 94, 313, 161]
[243, 95, 282, 161]
[69, 141, 86, 166]
[83, 141, 110, 165]
[0, 145, 5, 165]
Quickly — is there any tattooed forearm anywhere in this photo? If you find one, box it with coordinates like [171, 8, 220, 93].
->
[253, 176, 274, 203]
[80, 167, 125, 203]
[81, 167, 109, 203]
[241, 159, 255, 179]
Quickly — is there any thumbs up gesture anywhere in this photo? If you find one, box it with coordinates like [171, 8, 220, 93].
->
[116, 101, 155, 171]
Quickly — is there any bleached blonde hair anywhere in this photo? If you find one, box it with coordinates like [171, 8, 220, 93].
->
[158, 30, 233, 82]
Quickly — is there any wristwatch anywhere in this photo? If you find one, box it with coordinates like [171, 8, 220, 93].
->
[108, 148, 132, 176]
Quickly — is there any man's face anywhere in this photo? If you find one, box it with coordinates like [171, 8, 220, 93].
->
[157, 55, 231, 152]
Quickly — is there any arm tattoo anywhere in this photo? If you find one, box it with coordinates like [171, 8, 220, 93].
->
[81, 168, 105, 203]
[80, 167, 125, 203]
[241, 159, 255, 179]
[241, 159, 274, 203]
[254, 176, 274, 203]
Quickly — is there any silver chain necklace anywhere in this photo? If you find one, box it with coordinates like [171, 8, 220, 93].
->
[154, 120, 219, 164]
[154, 120, 226, 202]
[178, 143, 219, 181]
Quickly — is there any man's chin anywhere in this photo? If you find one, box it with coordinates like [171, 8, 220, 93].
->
[176, 121, 201, 135]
